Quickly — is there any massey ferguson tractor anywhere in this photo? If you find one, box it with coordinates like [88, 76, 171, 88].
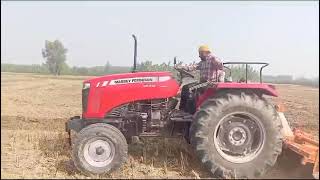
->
[65, 35, 319, 179]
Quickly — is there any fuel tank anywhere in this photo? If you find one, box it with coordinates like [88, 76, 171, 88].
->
[82, 71, 179, 119]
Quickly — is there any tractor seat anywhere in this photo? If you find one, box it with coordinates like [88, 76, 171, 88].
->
[224, 77, 233, 83]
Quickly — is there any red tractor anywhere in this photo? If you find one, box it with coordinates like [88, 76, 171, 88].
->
[66, 35, 319, 178]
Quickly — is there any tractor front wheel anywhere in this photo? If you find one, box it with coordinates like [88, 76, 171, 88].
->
[72, 123, 128, 175]
[190, 92, 282, 178]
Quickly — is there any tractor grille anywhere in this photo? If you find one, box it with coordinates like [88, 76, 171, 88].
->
[82, 88, 89, 113]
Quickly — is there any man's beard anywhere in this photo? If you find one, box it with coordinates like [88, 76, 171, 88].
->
[199, 56, 206, 61]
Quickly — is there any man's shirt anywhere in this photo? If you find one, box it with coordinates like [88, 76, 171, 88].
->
[195, 54, 224, 82]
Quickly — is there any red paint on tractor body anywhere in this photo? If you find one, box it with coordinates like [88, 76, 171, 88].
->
[82, 71, 278, 119]
[196, 82, 278, 108]
[82, 71, 179, 119]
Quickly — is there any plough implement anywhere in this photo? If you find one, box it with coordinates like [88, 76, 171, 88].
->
[277, 105, 319, 179]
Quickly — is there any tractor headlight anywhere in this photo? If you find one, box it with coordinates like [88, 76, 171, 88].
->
[83, 83, 90, 90]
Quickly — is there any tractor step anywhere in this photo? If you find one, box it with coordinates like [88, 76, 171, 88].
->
[139, 132, 161, 137]
[169, 110, 194, 122]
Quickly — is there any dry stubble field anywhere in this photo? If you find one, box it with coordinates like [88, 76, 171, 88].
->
[1, 72, 319, 179]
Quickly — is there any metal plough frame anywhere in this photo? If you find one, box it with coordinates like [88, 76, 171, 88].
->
[284, 129, 319, 179]
[277, 104, 319, 179]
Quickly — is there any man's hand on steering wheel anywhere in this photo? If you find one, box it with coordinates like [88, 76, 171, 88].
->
[174, 63, 195, 79]
[174, 62, 196, 72]
[174, 63, 189, 71]
[187, 62, 197, 71]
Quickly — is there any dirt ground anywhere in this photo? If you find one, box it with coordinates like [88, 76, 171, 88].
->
[1, 72, 318, 179]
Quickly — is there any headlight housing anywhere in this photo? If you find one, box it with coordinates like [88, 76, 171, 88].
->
[82, 82, 90, 113]
[83, 82, 90, 90]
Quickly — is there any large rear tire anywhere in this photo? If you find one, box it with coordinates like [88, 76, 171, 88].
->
[72, 123, 128, 175]
[190, 91, 282, 178]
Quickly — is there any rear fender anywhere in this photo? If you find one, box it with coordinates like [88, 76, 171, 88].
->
[196, 82, 278, 108]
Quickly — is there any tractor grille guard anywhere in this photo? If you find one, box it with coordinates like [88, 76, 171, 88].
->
[222, 62, 269, 83]
[82, 88, 89, 113]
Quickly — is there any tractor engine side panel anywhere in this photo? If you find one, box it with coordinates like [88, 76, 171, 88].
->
[83, 73, 179, 119]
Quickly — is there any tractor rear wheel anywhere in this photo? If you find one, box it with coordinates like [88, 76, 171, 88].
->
[72, 123, 128, 175]
[190, 91, 282, 178]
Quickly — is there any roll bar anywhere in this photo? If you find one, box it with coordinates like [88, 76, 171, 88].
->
[223, 62, 269, 83]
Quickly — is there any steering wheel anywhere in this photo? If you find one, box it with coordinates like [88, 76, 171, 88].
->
[173, 57, 195, 78]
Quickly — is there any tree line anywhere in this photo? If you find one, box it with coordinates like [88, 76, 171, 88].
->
[1, 39, 318, 87]
[2, 61, 318, 87]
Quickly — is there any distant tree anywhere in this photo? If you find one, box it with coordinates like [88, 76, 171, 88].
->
[60, 62, 71, 75]
[136, 60, 174, 72]
[136, 61, 153, 71]
[42, 40, 68, 76]
[88, 66, 105, 76]
[104, 61, 111, 73]
[77, 67, 89, 75]
[225, 65, 259, 82]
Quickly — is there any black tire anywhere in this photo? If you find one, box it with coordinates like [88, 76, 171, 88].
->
[72, 123, 128, 176]
[190, 91, 282, 178]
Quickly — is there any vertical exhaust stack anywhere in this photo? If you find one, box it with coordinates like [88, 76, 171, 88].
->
[132, 34, 137, 73]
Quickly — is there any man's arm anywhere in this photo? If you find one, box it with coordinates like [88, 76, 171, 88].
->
[207, 55, 224, 82]
[185, 62, 199, 71]
[211, 55, 223, 70]
[174, 62, 198, 72]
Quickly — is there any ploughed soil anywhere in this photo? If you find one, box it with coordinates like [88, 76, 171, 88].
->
[1, 72, 318, 179]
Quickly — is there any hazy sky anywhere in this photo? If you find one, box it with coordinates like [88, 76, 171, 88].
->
[1, 1, 319, 78]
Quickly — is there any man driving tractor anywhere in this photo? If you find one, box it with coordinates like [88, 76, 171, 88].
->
[189, 45, 225, 82]
[178, 45, 225, 112]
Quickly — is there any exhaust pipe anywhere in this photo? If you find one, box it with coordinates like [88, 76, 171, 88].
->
[132, 34, 137, 73]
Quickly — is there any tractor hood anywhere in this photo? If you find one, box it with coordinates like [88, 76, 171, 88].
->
[81, 71, 179, 119]
[83, 71, 173, 85]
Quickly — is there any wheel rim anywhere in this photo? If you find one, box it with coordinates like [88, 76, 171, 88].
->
[213, 112, 266, 163]
[83, 138, 115, 167]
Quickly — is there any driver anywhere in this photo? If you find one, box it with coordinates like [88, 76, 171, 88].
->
[178, 45, 225, 112]
[188, 45, 225, 82]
